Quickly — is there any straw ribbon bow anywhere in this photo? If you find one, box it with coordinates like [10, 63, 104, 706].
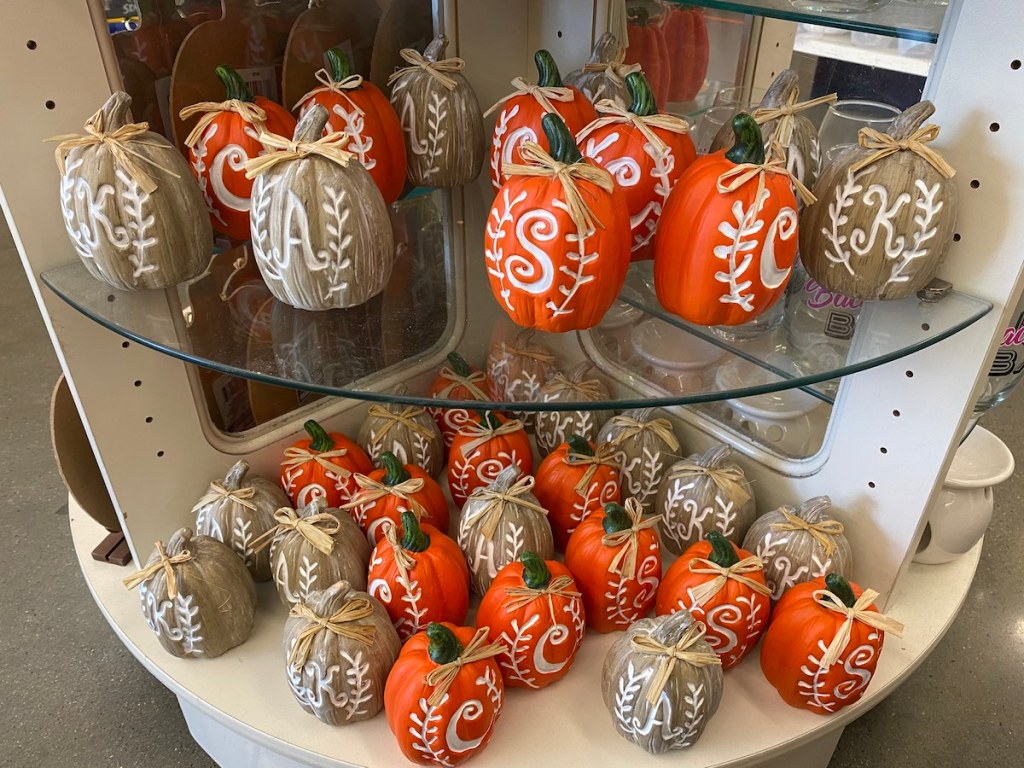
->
[849, 124, 955, 178]
[342, 474, 427, 518]
[252, 507, 341, 555]
[771, 508, 845, 558]
[382, 521, 417, 581]
[752, 91, 837, 147]
[485, 76, 575, 118]
[423, 627, 506, 707]
[542, 371, 606, 400]
[388, 48, 466, 91]
[717, 147, 817, 206]
[287, 598, 377, 669]
[291, 69, 365, 112]
[123, 542, 193, 599]
[434, 368, 489, 401]
[504, 575, 581, 624]
[686, 556, 771, 607]
[281, 445, 352, 477]
[505, 343, 556, 365]
[457, 418, 525, 458]
[462, 474, 547, 538]
[812, 588, 905, 670]
[603, 498, 661, 580]
[245, 131, 353, 178]
[190, 481, 257, 515]
[366, 404, 436, 442]
[579, 99, 691, 154]
[630, 622, 722, 705]
[606, 414, 680, 452]
[179, 99, 269, 150]
[565, 443, 618, 495]
[666, 461, 751, 507]
[581, 61, 641, 87]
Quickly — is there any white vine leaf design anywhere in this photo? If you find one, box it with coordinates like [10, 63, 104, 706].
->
[714, 187, 768, 312]
[140, 583, 205, 656]
[823, 167, 868, 276]
[547, 198, 598, 319]
[329, 103, 376, 170]
[485, 188, 529, 312]
[887, 179, 942, 286]
[115, 168, 158, 281]
[299, 556, 320, 601]
[250, 174, 281, 281]
[321, 185, 354, 300]
[231, 517, 254, 567]
[421, 91, 449, 181]
[409, 694, 454, 767]
[498, 615, 539, 688]
[490, 104, 521, 190]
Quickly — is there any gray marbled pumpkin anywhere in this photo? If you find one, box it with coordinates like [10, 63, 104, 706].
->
[57, 91, 212, 290]
[534, 362, 614, 458]
[249, 104, 394, 310]
[565, 33, 632, 109]
[597, 408, 681, 515]
[357, 399, 444, 477]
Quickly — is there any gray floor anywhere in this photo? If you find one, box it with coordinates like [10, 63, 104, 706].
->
[2, 234, 1021, 767]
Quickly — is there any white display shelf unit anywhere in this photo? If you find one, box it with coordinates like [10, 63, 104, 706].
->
[793, 26, 933, 77]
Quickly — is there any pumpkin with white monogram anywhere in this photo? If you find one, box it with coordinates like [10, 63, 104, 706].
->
[486, 330, 557, 430]
[192, 459, 289, 581]
[564, 33, 636, 109]
[598, 408, 681, 515]
[123, 528, 256, 659]
[800, 100, 957, 300]
[283, 581, 401, 725]
[247, 104, 395, 311]
[55, 91, 212, 290]
[357, 399, 445, 478]
[656, 445, 757, 556]
[741, 495, 853, 601]
[534, 362, 614, 458]
[428, 351, 491, 449]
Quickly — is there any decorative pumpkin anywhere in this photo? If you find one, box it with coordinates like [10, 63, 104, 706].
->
[760, 573, 904, 714]
[477, 552, 585, 689]
[54, 91, 212, 291]
[534, 362, 614, 458]
[123, 528, 256, 658]
[486, 113, 630, 333]
[535, 435, 622, 551]
[656, 444, 757, 556]
[486, 49, 599, 191]
[368, 513, 470, 640]
[192, 459, 289, 581]
[664, 5, 709, 102]
[428, 351, 490, 449]
[800, 100, 958, 301]
[246, 105, 395, 311]
[458, 465, 554, 595]
[283, 580, 401, 725]
[602, 609, 723, 754]
[565, 499, 661, 632]
[384, 623, 505, 766]
[654, 113, 806, 327]
[578, 71, 696, 260]
[447, 411, 534, 508]
[598, 408, 681, 516]
[655, 532, 771, 669]
[280, 419, 373, 509]
[624, 5, 670, 110]
[564, 33, 637, 109]
[486, 330, 556, 430]
[255, 497, 372, 606]
[343, 451, 450, 544]
[387, 36, 485, 188]
[741, 495, 854, 601]
[179, 65, 297, 242]
[357, 399, 444, 478]
[295, 47, 407, 204]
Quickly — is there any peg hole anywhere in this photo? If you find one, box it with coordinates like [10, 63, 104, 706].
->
[970, 179, 980, 189]
[133, 380, 142, 387]
[26, 40, 37, 50]
[990, 122, 1001, 132]
[156, 450, 165, 458]
[868, 481, 876, 489]
[906, 370, 915, 378]
[953, 233, 962, 242]
[1013, 60, 1022, 70]
[106, 294, 115, 302]
[45, 100, 55, 110]
[893, 409, 901, 417]
[921, 322, 931, 331]
[145, 416, 154, 424]
[880, 447, 888, 454]
[121, 341, 129, 349]
[557, 30, 563, 38]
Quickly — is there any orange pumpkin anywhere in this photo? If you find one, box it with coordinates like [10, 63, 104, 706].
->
[564, 499, 661, 633]
[448, 412, 533, 508]
[368, 512, 469, 640]
[295, 47, 407, 205]
[486, 113, 630, 333]
[578, 71, 696, 261]
[428, 351, 491, 449]
[624, 6, 670, 110]
[280, 419, 373, 508]
[656, 532, 771, 670]
[343, 451, 450, 544]
[488, 49, 598, 191]
[534, 435, 621, 551]
[477, 552, 586, 690]
[664, 6, 710, 103]
[654, 113, 800, 326]
[761, 574, 903, 714]
[180, 65, 297, 241]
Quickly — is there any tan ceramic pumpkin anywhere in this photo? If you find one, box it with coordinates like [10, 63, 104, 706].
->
[486, 329, 557, 430]
[534, 362, 614, 458]
[564, 33, 635, 109]
[597, 408, 681, 515]
[357, 399, 445, 478]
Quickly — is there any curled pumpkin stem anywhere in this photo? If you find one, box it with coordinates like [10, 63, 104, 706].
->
[400, 511, 430, 553]
[215, 65, 254, 102]
[541, 113, 584, 164]
[520, 551, 551, 589]
[602, 502, 631, 535]
[625, 71, 657, 117]
[426, 622, 463, 664]
[725, 112, 766, 165]
[566, 434, 594, 457]
[325, 47, 354, 84]
[705, 531, 740, 568]
[825, 572, 857, 608]
[447, 351, 473, 378]
[381, 451, 409, 486]
[535, 49, 564, 88]
[304, 420, 333, 452]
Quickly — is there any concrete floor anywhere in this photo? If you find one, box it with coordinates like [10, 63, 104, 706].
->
[2, 232, 1022, 766]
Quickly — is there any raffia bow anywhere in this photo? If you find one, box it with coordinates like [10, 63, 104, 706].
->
[434, 367, 489, 401]
[245, 131, 354, 178]
[281, 445, 352, 477]
[849, 124, 955, 178]
[423, 627, 506, 707]
[382, 521, 417, 583]
[462, 474, 547, 538]
[503, 141, 615, 236]
[771, 507, 845, 558]
[291, 68, 365, 112]
[752, 91, 837, 148]
[503, 575, 580, 624]
[812, 588, 905, 670]
[484, 76, 575, 118]
[578, 99, 691, 154]
[686, 556, 771, 607]
[565, 442, 618, 495]
[581, 61, 642, 87]
[606, 414, 680, 453]
[505, 343, 556, 365]
[179, 99, 269, 151]
[342, 473, 427, 518]
[251, 507, 341, 555]
[123, 542, 192, 598]
[388, 48, 466, 91]
[603, 498, 661, 580]
[630, 622, 722, 705]
[666, 461, 751, 507]
[541, 370, 606, 400]
[717, 146, 817, 206]
[190, 481, 257, 515]
[457, 418, 525, 458]
[366, 404, 436, 443]
[287, 597, 377, 669]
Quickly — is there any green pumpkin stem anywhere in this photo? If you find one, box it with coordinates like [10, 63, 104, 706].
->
[426, 622, 463, 665]
[304, 420, 333, 452]
[725, 113, 766, 165]
[325, 47, 353, 84]
[381, 452, 410, 486]
[534, 49, 564, 88]
[626, 72, 657, 117]
[475, 409, 501, 430]
[447, 351, 472, 378]
[400, 511, 430, 552]
[602, 502, 631, 535]
[541, 113, 584, 164]
[215, 65, 254, 102]
[705, 531, 740, 568]
[520, 552, 551, 589]
[825, 573, 857, 608]
[566, 434, 594, 457]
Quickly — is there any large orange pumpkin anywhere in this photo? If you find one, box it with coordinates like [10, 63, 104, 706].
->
[564, 499, 661, 633]
[447, 412, 534, 507]
[476, 552, 586, 690]
[486, 113, 630, 333]
[295, 47, 407, 205]
[624, 6, 670, 110]
[385, 622, 505, 766]
[534, 435, 621, 551]
[487, 49, 598, 191]
[428, 351, 491, 449]
[180, 65, 297, 241]
[368, 512, 469, 641]
[656, 532, 771, 670]
[760, 573, 904, 714]
[664, 6, 710, 102]
[280, 419, 373, 508]
[578, 71, 696, 260]
[654, 113, 801, 326]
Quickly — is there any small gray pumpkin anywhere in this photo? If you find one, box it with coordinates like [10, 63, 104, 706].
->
[357, 398, 445, 477]
[656, 445, 757, 556]
[486, 329, 557, 430]
[564, 33, 633, 109]
[602, 609, 723, 754]
[127, 528, 256, 659]
[283, 580, 400, 725]
[193, 459, 289, 581]
[741, 495, 853, 601]
[597, 408, 681, 515]
[534, 362, 614, 458]
[56, 91, 212, 290]
[249, 104, 395, 310]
